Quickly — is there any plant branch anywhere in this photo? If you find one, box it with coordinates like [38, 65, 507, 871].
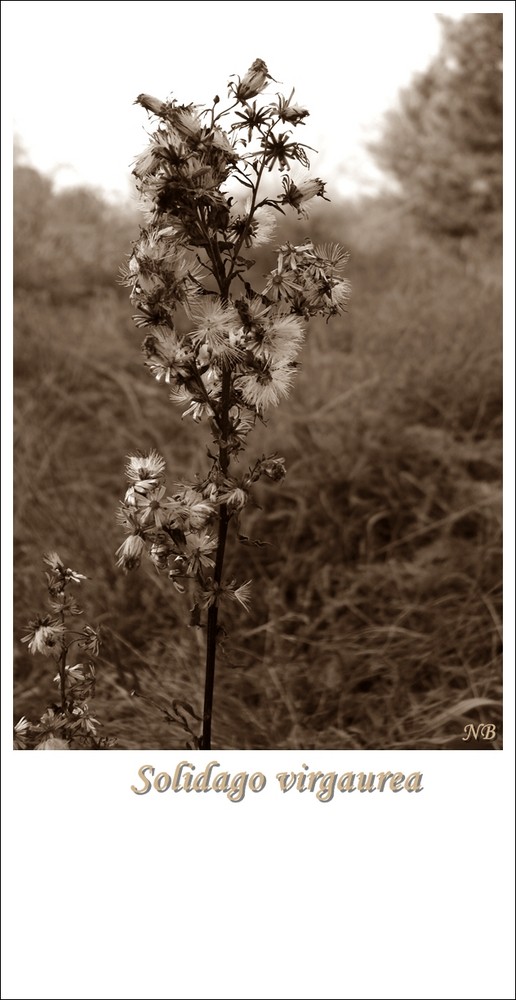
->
[225, 129, 272, 286]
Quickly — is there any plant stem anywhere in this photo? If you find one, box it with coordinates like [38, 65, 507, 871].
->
[200, 367, 231, 750]
[225, 131, 271, 287]
[200, 514, 228, 750]
[58, 610, 67, 712]
[198, 141, 269, 747]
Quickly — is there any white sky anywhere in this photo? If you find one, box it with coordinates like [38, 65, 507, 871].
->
[2, 2, 505, 202]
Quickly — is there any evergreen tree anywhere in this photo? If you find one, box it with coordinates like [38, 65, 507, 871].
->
[371, 14, 502, 240]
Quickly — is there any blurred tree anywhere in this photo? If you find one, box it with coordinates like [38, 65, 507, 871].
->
[13, 165, 54, 287]
[371, 14, 502, 240]
[14, 161, 138, 297]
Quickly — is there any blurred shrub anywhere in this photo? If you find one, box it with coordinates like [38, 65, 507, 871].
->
[14, 165, 138, 299]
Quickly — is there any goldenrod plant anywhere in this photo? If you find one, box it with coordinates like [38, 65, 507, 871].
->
[117, 60, 350, 749]
[16, 553, 114, 749]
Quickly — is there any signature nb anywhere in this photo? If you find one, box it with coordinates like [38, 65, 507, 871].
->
[462, 723, 497, 742]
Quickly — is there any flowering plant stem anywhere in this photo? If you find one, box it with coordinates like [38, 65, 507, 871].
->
[202, 371, 231, 749]
[202, 512, 227, 748]
[58, 612, 68, 711]
[117, 60, 350, 749]
[17, 553, 114, 749]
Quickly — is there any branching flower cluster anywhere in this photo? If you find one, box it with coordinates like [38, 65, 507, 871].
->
[117, 449, 285, 619]
[16, 553, 113, 750]
[116, 60, 350, 748]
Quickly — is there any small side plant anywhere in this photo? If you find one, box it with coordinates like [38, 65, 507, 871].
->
[117, 59, 350, 749]
[15, 553, 114, 749]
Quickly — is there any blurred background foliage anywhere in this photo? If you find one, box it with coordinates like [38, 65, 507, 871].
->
[13, 13, 502, 749]
[370, 13, 502, 242]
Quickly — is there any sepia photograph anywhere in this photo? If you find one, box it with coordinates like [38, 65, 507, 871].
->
[3, 6, 514, 1000]
[9, 6, 503, 752]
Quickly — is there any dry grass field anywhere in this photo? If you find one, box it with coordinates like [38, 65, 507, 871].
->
[13, 185, 502, 749]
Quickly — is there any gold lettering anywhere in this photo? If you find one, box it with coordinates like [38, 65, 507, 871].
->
[154, 771, 172, 792]
[316, 772, 337, 802]
[182, 768, 196, 792]
[172, 761, 194, 792]
[389, 772, 405, 792]
[337, 772, 356, 792]
[376, 772, 394, 792]
[249, 772, 266, 793]
[192, 761, 220, 792]
[227, 772, 248, 803]
[357, 772, 376, 793]
[213, 772, 230, 793]
[405, 772, 424, 793]
[276, 772, 296, 792]
[131, 764, 154, 795]
[296, 771, 308, 792]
